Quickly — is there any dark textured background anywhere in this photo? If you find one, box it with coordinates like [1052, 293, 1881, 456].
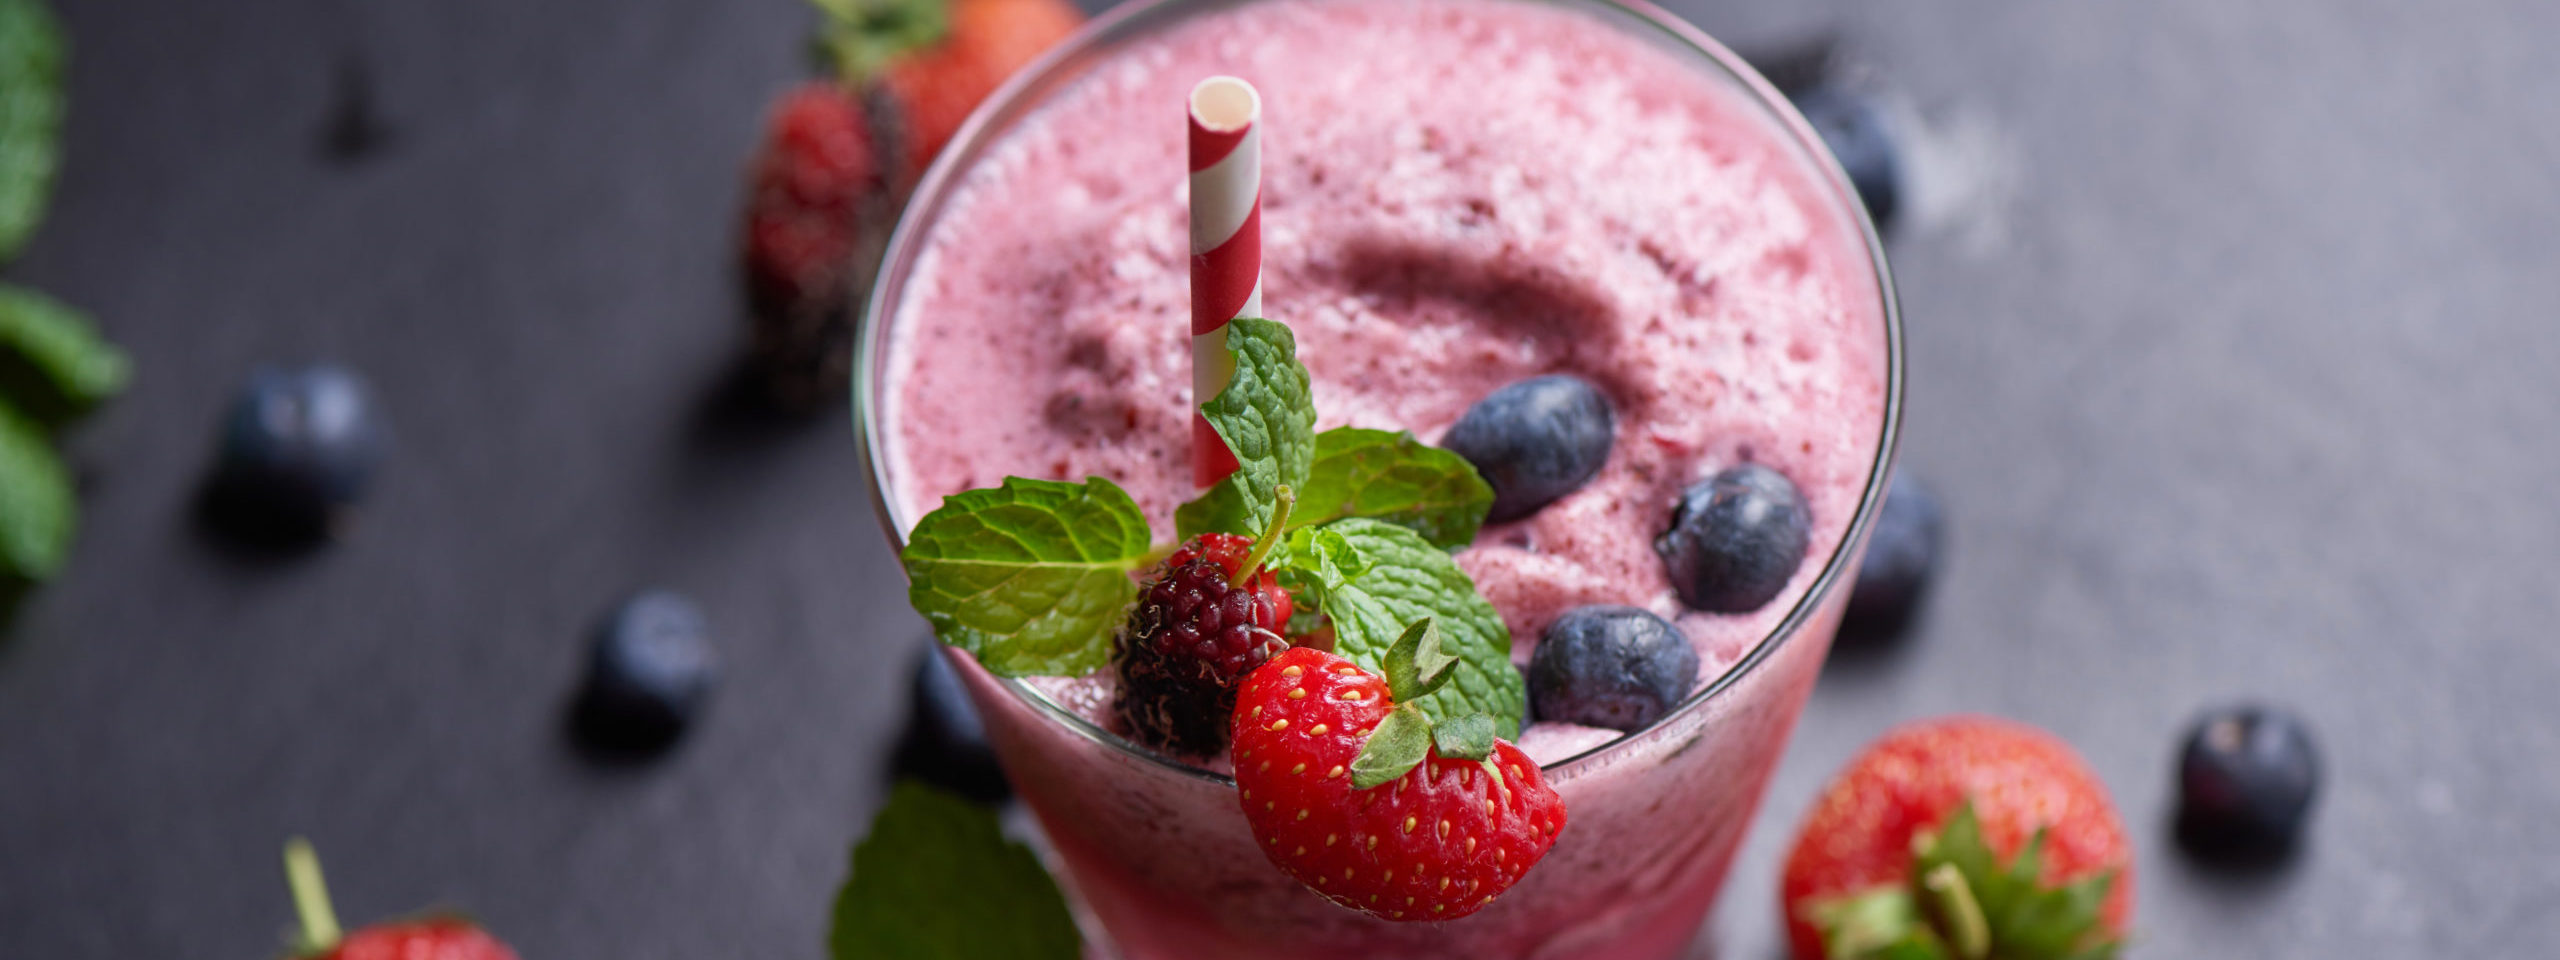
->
[3, 0, 2556, 956]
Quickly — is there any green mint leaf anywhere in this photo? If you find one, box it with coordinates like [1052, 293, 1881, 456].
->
[0, 0, 65, 262]
[1174, 318, 1316, 542]
[0, 285, 128, 425]
[1291, 427, 1492, 549]
[0, 399, 71, 583]
[1382, 617, 1456, 705]
[1431, 713, 1495, 761]
[900, 476, 1152, 678]
[1281, 518, 1525, 737]
[1349, 702, 1432, 789]
[829, 782, 1079, 960]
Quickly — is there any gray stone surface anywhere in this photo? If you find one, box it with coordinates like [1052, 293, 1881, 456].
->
[1, 0, 2554, 956]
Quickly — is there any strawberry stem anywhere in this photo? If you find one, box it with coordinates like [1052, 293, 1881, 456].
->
[283, 837, 342, 953]
[1231, 485, 1294, 588]
[1921, 862, 1990, 960]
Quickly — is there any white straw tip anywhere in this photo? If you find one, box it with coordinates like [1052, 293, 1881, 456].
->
[1190, 76, 1261, 132]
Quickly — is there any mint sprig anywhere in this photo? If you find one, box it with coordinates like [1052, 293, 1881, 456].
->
[0, 400, 70, 586]
[0, 0, 64, 262]
[1175, 317, 1316, 543]
[1281, 519, 1524, 737]
[1291, 427, 1491, 549]
[899, 476, 1151, 677]
[830, 782, 1080, 960]
[0, 285, 128, 426]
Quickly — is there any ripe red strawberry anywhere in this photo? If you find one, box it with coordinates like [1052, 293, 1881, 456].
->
[282, 839, 520, 960]
[1230, 647, 1565, 921]
[1781, 716, 2132, 960]
[740, 81, 882, 411]
[1113, 533, 1293, 755]
[875, 0, 1083, 182]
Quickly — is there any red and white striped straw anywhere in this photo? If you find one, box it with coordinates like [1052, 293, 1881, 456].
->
[1188, 76, 1263, 489]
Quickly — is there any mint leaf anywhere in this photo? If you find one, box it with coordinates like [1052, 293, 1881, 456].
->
[1281, 518, 1524, 737]
[900, 476, 1152, 677]
[1292, 427, 1491, 549]
[0, 399, 71, 583]
[0, 285, 127, 425]
[0, 0, 65, 262]
[1349, 703, 1432, 789]
[1174, 318, 1315, 541]
[830, 782, 1079, 960]
[1381, 617, 1456, 705]
[1431, 713, 1495, 761]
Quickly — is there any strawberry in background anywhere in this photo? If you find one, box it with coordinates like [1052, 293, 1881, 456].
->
[1781, 716, 2132, 960]
[741, 0, 1084, 412]
[277, 839, 520, 960]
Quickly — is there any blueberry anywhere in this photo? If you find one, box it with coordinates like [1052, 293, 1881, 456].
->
[1792, 86, 1899, 234]
[207, 364, 385, 540]
[1842, 471, 1943, 640]
[1656, 464, 1811, 614]
[2176, 704, 2321, 858]
[1527, 606, 1698, 732]
[572, 591, 717, 755]
[892, 643, 1011, 802]
[1439, 375, 1615, 523]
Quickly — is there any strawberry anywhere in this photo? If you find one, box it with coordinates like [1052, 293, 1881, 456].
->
[1780, 716, 2131, 960]
[281, 838, 521, 960]
[739, 81, 881, 411]
[1230, 647, 1565, 921]
[873, 0, 1084, 183]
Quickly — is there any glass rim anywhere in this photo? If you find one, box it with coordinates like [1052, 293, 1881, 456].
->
[853, 0, 1905, 787]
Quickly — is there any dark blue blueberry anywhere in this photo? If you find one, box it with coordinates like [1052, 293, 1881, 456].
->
[2177, 704, 2320, 859]
[1439, 375, 1615, 523]
[572, 591, 717, 755]
[1842, 471, 1944, 641]
[208, 364, 385, 540]
[892, 643, 1011, 802]
[1793, 86, 1899, 233]
[1527, 606, 1698, 732]
[1656, 464, 1811, 614]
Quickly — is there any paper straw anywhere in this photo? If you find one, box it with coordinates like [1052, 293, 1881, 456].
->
[1188, 76, 1263, 489]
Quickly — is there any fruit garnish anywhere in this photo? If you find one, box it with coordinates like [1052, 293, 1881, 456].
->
[1782, 716, 2131, 960]
[1231, 644, 1565, 921]
[280, 838, 519, 960]
[1656, 462, 1811, 614]
[830, 782, 1079, 960]
[1113, 496, 1299, 755]
[1438, 374, 1615, 524]
[1526, 604, 1698, 731]
[2175, 704, 2320, 859]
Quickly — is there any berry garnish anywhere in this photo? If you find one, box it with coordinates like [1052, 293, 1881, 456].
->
[2176, 704, 2320, 859]
[1232, 645, 1564, 921]
[207, 363, 385, 542]
[1842, 470, 1943, 641]
[1793, 86, 1899, 233]
[571, 590, 718, 755]
[1438, 375, 1615, 524]
[1526, 605, 1697, 732]
[1782, 716, 2131, 960]
[281, 839, 520, 960]
[1656, 463, 1810, 614]
[1112, 495, 1297, 756]
[741, 81, 881, 412]
[894, 641, 1010, 801]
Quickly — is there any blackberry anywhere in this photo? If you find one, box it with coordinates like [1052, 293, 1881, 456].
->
[1112, 549, 1290, 757]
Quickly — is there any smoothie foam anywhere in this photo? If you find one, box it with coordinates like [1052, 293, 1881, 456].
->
[884, 0, 1885, 760]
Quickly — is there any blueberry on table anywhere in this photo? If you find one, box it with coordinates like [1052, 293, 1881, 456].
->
[1527, 605, 1698, 732]
[893, 643, 1011, 802]
[1792, 86, 1899, 234]
[1842, 470, 1943, 640]
[572, 591, 717, 755]
[2177, 704, 2321, 859]
[1656, 464, 1810, 614]
[206, 364, 385, 541]
[1439, 375, 1615, 523]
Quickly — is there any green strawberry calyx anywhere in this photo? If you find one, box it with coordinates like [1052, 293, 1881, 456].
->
[1805, 801, 2122, 960]
[808, 0, 948, 86]
[283, 837, 343, 955]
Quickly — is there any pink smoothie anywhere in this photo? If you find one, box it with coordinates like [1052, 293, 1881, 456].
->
[871, 0, 1891, 955]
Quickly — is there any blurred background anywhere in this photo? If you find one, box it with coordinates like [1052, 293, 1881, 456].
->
[2, 0, 2557, 956]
